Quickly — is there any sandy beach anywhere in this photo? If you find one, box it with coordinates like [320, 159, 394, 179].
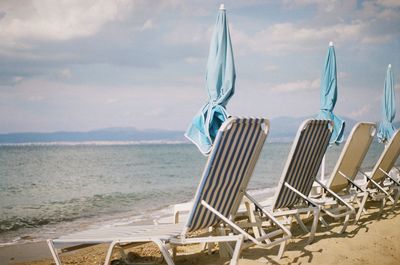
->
[2, 201, 399, 265]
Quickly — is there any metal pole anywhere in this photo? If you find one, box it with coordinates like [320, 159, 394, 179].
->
[321, 155, 326, 182]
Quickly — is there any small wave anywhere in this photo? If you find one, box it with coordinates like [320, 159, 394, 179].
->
[0, 216, 77, 233]
[0, 190, 174, 234]
[248, 186, 276, 196]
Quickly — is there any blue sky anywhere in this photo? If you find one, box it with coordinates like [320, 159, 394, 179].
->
[0, 0, 399, 133]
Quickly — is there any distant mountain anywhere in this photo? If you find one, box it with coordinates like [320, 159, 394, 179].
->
[269, 116, 362, 142]
[0, 117, 398, 144]
[0, 127, 186, 144]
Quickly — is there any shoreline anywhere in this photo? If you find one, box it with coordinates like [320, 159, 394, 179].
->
[0, 187, 277, 247]
[1, 201, 399, 265]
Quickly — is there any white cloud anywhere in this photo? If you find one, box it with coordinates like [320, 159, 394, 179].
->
[28, 95, 45, 102]
[338, 72, 349, 79]
[59, 68, 72, 78]
[106, 98, 119, 104]
[232, 18, 398, 55]
[184, 57, 202, 64]
[269, 79, 320, 93]
[283, 0, 340, 12]
[140, 19, 154, 31]
[264, 65, 279, 72]
[13, 76, 24, 83]
[350, 105, 371, 118]
[0, 0, 134, 44]
[164, 23, 211, 45]
[376, 0, 400, 8]
[233, 22, 364, 55]
[361, 34, 393, 44]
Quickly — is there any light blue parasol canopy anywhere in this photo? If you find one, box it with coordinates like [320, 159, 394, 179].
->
[317, 42, 345, 145]
[377, 64, 396, 143]
[185, 4, 236, 155]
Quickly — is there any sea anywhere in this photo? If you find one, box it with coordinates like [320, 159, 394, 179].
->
[0, 141, 392, 246]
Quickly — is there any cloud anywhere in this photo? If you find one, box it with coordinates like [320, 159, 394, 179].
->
[0, 0, 134, 44]
[140, 19, 154, 31]
[13, 76, 24, 83]
[163, 23, 212, 45]
[184, 57, 203, 64]
[269, 79, 320, 93]
[106, 98, 119, 104]
[283, 0, 339, 12]
[338, 72, 349, 79]
[233, 16, 398, 55]
[264, 65, 279, 72]
[350, 105, 371, 118]
[0, 78, 206, 132]
[27, 95, 45, 102]
[233, 22, 363, 55]
[59, 68, 72, 78]
[376, 0, 400, 8]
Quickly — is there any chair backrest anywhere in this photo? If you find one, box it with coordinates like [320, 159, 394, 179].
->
[368, 129, 400, 187]
[327, 122, 376, 193]
[185, 117, 269, 232]
[272, 119, 332, 210]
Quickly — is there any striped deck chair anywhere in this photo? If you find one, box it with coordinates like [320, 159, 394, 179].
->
[244, 119, 337, 244]
[47, 117, 291, 265]
[315, 122, 375, 227]
[355, 129, 400, 220]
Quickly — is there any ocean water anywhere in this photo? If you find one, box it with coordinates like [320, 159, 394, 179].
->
[0, 141, 390, 245]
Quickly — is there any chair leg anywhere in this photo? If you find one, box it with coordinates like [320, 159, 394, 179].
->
[307, 208, 319, 245]
[104, 241, 118, 265]
[172, 246, 177, 260]
[47, 240, 63, 265]
[340, 214, 350, 234]
[246, 202, 261, 239]
[277, 240, 286, 260]
[319, 216, 329, 228]
[378, 198, 386, 216]
[355, 193, 368, 223]
[154, 239, 175, 265]
[229, 235, 243, 265]
[391, 188, 400, 210]
[294, 213, 308, 233]
[216, 227, 233, 258]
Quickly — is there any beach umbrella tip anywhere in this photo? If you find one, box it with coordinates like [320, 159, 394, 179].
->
[329, 41, 334, 47]
[219, 4, 225, 10]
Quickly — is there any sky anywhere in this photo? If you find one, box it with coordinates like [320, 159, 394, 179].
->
[0, 0, 399, 133]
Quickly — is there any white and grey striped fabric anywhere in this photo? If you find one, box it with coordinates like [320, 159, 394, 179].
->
[186, 117, 269, 232]
[273, 120, 332, 210]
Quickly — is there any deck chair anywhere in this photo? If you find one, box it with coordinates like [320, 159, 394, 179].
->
[315, 122, 376, 226]
[47, 117, 291, 265]
[244, 119, 351, 244]
[355, 129, 400, 220]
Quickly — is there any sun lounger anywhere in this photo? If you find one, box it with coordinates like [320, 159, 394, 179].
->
[355, 129, 400, 220]
[314, 122, 375, 227]
[47, 117, 291, 265]
[243, 119, 339, 244]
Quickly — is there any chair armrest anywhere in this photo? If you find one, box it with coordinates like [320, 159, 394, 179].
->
[173, 201, 193, 224]
[359, 171, 391, 196]
[379, 167, 400, 186]
[243, 192, 292, 239]
[337, 171, 366, 193]
[284, 182, 318, 207]
[315, 179, 355, 213]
